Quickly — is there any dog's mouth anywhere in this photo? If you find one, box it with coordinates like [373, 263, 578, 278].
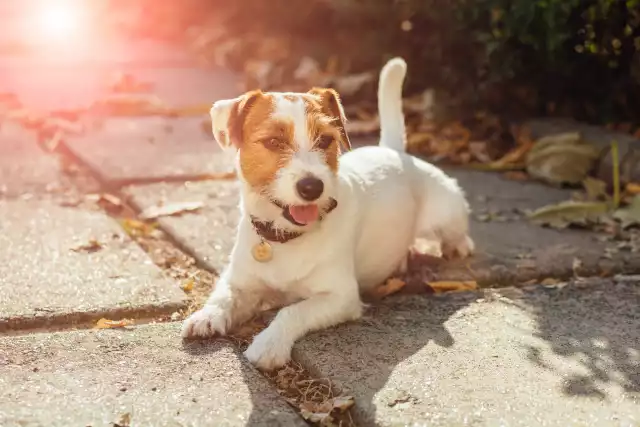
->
[284, 204, 320, 226]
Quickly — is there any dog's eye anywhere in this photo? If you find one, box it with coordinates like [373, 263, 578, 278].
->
[262, 138, 284, 151]
[316, 135, 334, 150]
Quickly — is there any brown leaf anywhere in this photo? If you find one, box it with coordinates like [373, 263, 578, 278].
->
[120, 219, 158, 238]
[331, 396, 355, 412]
[139, 201, 204, 220]
[526, 132, 601, 185]
[71, 238, 103, 253]
[95, 318, 133, 329]
[114, 412, 132, 427]
[582, 177, 609, 201]
[373, 278, 406, 298]
[427, 281, 478, 293]
[625, 182, 640, 195]
[181, 279, 194, 293]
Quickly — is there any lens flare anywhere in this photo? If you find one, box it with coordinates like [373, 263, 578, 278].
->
[36, 0, 84, 41]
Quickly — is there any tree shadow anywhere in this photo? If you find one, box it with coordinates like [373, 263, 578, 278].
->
[181, 338, 306, 426]
[512, 278, 640, 400]
[293, 290, 475, 426]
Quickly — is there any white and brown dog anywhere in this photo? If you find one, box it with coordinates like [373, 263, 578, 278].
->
[182, 58, 474, 370]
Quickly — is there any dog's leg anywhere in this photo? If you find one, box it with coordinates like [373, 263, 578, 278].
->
[244, 270, 362, 370]
[181, 268, 261, 338]
[414, 168, 475, 260]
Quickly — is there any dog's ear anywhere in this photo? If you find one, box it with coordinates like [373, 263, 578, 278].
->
[308, 88, 351, 152]
[210, 90, 263, 150]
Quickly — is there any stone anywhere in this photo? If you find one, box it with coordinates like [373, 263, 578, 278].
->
[431, 169, 640, 285]
[0, 121, 62, 197]
[124, 180, 239, 273]
[293, 279, 640, 426]
[525, 118, 640, 184]
[0, 323, 305, 427]
[65, 117, 235, 185]
[0, 199, 187, 332]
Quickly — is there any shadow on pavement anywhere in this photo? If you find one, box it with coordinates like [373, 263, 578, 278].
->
[516, 279, 640, 400]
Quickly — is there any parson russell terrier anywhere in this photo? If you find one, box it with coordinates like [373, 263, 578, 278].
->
[181, 57, 474, 370]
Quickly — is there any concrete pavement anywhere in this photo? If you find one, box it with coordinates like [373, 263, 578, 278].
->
[1, 35, 639, 426]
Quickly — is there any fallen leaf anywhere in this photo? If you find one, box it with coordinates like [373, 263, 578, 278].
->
[373, 278, 406, 298]
[527, 201, 610, 229]
[427, 280, 478, 293]
[86, 193, 123, 214]
[625, 182, 640, 195]
[526, 132, 602, 185]
[71, 238, 103, 253]
[114, 412, 132, 427]
[331, 396, 355, 412]
[95, 318, 133, 329]
[503, 171, 529, 181]
[582, 177, 609, 201]
[120, 219, 158, 238]
[613, 195, 640, 228]
[300, 409, 334, 425]
[181, 279, 194, 293]
[91, 94, 168, 116]
[139, 201, 204, 220]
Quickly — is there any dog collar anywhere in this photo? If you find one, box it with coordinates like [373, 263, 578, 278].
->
[249, 198, 338, 262]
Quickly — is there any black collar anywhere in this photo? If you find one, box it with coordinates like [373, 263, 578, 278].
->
[250, 198, 338, 243]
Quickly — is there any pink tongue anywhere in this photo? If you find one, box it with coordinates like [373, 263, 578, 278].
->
[288, 204, 319, 225]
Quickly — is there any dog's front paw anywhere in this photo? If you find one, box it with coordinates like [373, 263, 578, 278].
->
[442, 235, 475, 260]
[181, 304, 230, 338]
[244, 329, 292, 371]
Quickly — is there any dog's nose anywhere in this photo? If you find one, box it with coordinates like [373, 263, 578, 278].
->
[296, 176, 324, 201]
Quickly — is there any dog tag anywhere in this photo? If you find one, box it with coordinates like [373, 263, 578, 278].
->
[252, 241, 273, 262]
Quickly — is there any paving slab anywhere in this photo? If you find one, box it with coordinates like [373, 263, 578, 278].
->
[0, 323, 305, 427]
[525, 117, 640, 183]
[0, 121, 62, 197]
[0, 198, 186, 332]
[294, 279, 640, 426]
[125, 167, 639, 283]
[0, 65, 240, 113]
[124, 180, 240, 273]
[434, 169, 640, 284]
[65, 117, 235, 185]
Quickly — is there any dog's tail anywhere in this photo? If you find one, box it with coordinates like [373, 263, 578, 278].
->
[378, 57, 407, 152]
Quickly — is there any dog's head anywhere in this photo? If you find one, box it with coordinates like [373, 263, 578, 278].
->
[210, 89, 351, 227]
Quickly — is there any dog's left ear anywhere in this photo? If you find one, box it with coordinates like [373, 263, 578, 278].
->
[308, 88, 351, 152]
[210, 90, 263, 150]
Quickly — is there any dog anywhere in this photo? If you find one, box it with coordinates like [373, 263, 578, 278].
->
[181, 57, 474, 370]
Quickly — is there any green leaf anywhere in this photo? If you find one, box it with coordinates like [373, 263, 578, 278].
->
[528, 201, 610, 229]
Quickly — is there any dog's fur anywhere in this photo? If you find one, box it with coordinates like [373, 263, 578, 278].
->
[181, 58, 474, 370]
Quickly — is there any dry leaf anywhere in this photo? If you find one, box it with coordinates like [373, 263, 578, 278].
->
[91, 94, 168, 116]
[526, 132, 601, 185]
[427, 281, 478, 293]
[582, 177, 609, 201]
[139, 201, 204, 220]
[120, 218, 158, 237]
[527, 201, 609, 229]
[613, 195, 640, 228]
[300, 409, 334, 425]
[625, 182, 640, 195]
[373, 278, 406, 298]
[181, 279, 194, 293]
[95, 318, 133, 329]
[71, 238, 103, 253]
[114, 412, 132, 427]
[331, 396, 355, 412]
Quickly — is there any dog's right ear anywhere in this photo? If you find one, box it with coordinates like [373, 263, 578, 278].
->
[210, 90, 263, 150]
